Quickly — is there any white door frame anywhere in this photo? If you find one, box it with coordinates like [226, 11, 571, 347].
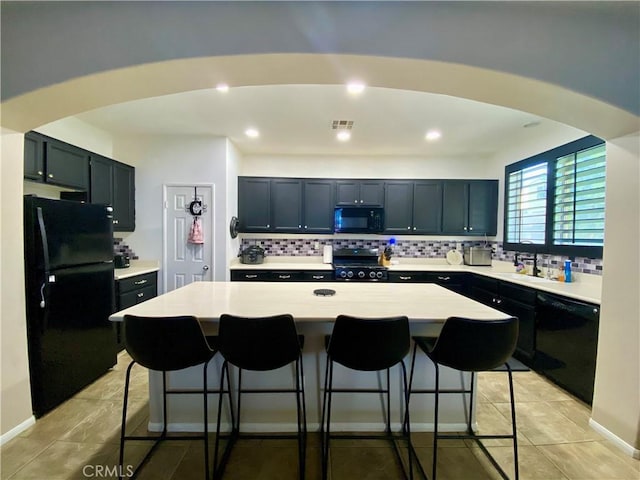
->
[162, 183, 216, 293]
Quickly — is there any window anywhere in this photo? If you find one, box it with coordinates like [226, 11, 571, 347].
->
[503, 136, 605, 257]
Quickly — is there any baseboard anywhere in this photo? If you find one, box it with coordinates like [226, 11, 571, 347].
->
[0, 416, 36, 446]
[589, 418, 640, 459]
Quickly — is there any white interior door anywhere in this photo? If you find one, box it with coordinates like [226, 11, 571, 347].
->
[164, 185, 214, 292]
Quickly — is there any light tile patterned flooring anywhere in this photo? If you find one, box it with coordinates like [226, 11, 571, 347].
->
[1, 352, 638, 480]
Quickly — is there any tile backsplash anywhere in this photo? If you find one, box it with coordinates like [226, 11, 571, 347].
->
[114, 238, 138, 260]
[240, 238, 603, 276]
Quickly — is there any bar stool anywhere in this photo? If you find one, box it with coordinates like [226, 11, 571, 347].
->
[213, 313, 306, 480]
[118, 314, 219, 480]
[409, 316, 520, 480]
[321, 314, 413, 480]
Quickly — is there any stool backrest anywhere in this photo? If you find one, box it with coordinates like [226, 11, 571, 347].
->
[328, 315, 410, 371]
[123, 314, 214, 371]
[430, 316, 519, 371]
[218, 314, 301, 371]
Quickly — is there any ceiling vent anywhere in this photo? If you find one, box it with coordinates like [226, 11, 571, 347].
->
[332, 120, 354, 130]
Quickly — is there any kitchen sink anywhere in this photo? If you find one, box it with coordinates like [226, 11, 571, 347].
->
[498, 273, 554, 283]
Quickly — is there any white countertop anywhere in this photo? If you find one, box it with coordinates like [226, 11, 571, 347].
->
[230, 257, 602, 304]
[114, 260, 160, 280]
[109, 281, 510, 323]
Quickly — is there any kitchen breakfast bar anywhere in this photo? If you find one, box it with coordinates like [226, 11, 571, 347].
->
[109, 281, 510, 434]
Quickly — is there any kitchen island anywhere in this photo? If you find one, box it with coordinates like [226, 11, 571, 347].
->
[110, 281, 510, 434]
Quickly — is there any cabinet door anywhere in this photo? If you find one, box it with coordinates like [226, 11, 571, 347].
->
[112, 162, 135, 232]
[24, 132, 45, 181]
[271, 179, 303, 232]
[45, 140, 90, 190]
[303, 180, 334, 233]
[384, 181, 414, 233]
[413, 181, 443, 233]
[359, 181, 385, 206]
[500, 296, 536, 363]
[441, 180, 468, 234]
[238, 177, 271, 232]
[90, 155, 114, 206]
[467, 180, 498, 236]
[335, 181, 360, 206]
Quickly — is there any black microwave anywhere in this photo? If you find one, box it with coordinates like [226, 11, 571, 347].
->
[334, 207, 384, 233]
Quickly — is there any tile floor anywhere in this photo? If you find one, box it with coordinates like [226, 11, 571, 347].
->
[1, 352, 638, 480]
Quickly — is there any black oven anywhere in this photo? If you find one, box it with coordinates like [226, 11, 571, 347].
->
[334, 207, 384, 234]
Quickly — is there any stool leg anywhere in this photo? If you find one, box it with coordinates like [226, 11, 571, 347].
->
[235, 368, 243, 434]
[404, 342, 419, 434]
[203, 360, 210, 480]
[162, 371, 169, 437]
[507, 365, 520, 480]
[400, 360, 414, 480]
[386, 368, 391, 434]
[118, 360, 136, 480]
[213, 361, 229, 478]
[321, 359, 334, 480]
[295, 357, 306, 480]
[432, 362, 440, 480]
[467, 371, 476, 434]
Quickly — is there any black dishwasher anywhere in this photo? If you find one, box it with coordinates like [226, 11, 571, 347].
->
[535, 292, 600, 404]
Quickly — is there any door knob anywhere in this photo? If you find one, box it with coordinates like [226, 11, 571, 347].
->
[203, 265, 210, 271]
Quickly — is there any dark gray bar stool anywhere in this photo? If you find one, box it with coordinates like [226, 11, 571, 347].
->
[213, 313, 306, 480]
[321, 314, 414, 480]
[409, 316, 520, 480]
[118, 314, 220, 480]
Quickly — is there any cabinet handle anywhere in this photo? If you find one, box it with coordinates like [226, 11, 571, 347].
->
[298, 225, 301, 228]
[304, 226, 308, 229]
[245, 274, 257, 279]
[134, 279, 148, 285]
[437, 276, 450, 281]
[278, 274, 291, 279]
[413, 227, 416, 230]
[496, 298, 502, 305]
[463, 226, 467, 231]
[593, 308, 599, 314]
[312, 275, 324, 280]
[37, 171, 43, 176]
[48, 173, 54, 179]
[360, 200, 364, 203]
[266, 224, 270, 228]
[113, 220, 119, 224]
[469, 226, 474, 231]
[399, 276, 412, 280]
[137, 293, 144, 298]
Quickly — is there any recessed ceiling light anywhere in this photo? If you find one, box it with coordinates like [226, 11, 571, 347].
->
[216, 83, 229, 92]
[336, 131, 351, 142]
[425, 130, 442, 141]
[245, 128, 260, 138]
[346, 82, 365, 94]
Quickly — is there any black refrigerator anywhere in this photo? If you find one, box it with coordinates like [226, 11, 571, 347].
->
[24, 195, 117, 417]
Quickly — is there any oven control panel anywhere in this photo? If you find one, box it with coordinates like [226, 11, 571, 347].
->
[334, 267, 388, 282]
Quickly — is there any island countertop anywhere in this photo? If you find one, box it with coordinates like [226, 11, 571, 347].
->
[109, 281, 510, 323]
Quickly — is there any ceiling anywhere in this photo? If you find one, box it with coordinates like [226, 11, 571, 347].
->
[74, 84, 583, 157]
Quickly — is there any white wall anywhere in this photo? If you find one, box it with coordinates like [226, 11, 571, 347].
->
[0, 131, 33, 441]
[225, 140, 242, 278]
[113, 135, 229, 291]
[591, 132, 640, 455]
[35, 117, 114, 158]
[241, 153, 497, 180]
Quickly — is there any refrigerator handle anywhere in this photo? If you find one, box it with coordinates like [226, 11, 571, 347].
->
[36, 207, 51, 275]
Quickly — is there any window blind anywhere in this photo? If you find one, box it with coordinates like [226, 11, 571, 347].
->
[506, 162, 548, 244]
[553, 144, 606, 246]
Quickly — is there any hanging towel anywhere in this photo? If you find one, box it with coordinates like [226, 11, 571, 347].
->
[188, 217, 204, 244]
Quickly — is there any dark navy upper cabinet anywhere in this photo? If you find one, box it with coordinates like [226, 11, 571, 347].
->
[45, 139, 90, 190]
[271, 178, 303, 233]
[90, 155, 135, 232]
[384, 180, 443, 234]
[24, 131, 45, 181]
[336, 180, 384, 206]
[442, 180, 498, 236]
[303, 180, 335, 233]
[238, 177, 272, 232]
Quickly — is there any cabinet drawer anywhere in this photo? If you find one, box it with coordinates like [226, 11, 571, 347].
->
[271, 271, 304, 281]
[120, 285, 156, 308]
[231, 270, 270, 281]
[118, 272, 157, 294]
[303, 271, 334, 282]
[388, 272, 427, 283]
